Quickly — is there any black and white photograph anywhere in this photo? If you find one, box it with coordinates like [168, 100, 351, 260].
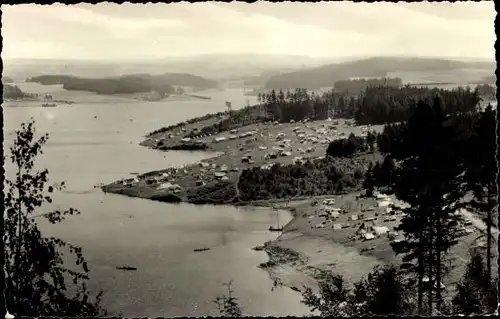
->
[1, 1, 498, 317]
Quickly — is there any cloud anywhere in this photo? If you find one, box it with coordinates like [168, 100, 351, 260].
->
[1, 2, 495, 60]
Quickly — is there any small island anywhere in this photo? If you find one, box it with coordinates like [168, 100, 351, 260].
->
[25, 73, 217, 102]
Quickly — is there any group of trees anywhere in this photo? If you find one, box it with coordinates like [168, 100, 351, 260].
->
[257, 88, 357, 122]
[361, 97, 497, 315]
[474, 83, 496, 100]
[3, 84, 35, 100]
[300, 249, 496, 316]
[333, 77, 402, 95]
[62, 75, 176, 96]
[27, 74, 176, 96]
[254, 84, 481, 128]
[238, 157, 366, 202]
[353, 85, 480, 125]
[301, 265, 415, 316]
[326, 133, 369, 157]
[27, 73, 217, 95]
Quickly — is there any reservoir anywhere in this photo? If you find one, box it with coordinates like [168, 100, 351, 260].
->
[3, 83, 309, 317]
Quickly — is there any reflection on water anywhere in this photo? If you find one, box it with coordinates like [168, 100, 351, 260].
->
[3, 84, 309, 317]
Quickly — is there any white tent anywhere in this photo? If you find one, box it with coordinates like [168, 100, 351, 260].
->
[364, 233, 376, 241]
[373, 226, 390, 235]
[330, 211, 340, 218]
[377, 200, 391, 207]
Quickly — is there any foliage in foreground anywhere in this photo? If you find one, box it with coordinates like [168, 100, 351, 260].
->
[300, 252, 497, 317]
[4, 120, 106, 316]
[213, 281, 243, 317]
[301, 265, 415, 316]
[452, 251, 498, 315]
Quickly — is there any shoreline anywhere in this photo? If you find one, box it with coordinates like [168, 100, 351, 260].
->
[100, 111, 492, 301]
[99, 112, 386, 297]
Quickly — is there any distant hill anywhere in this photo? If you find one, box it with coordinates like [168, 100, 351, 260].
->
[265, 57, 496, 89]
[238, 68, 297, 87]
[3, 54, 333, 82]
[2, 76, 14, 84]
[26, 72, 218, 95]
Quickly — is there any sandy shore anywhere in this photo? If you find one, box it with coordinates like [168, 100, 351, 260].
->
[257, 192, 496, 300]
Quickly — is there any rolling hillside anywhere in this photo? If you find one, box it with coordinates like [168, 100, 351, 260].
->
[265, 57, 496, 89]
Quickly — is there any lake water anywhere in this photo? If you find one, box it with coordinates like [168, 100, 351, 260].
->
[3, 83, 310, 317]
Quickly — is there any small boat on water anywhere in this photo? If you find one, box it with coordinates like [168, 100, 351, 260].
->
[193, 247, 211, 252]
[269, 226, 283, 232]
[42, 103, 57, 107]
[116, 266, 137, 271]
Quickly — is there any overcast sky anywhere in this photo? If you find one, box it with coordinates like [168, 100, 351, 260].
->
[1, 2, 495, 61]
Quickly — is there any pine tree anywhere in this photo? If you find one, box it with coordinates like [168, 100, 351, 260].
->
[464, 104, 497, 280]
[301, 265, 413, 316]
[389, 97, 464, 314]
[452, 251, 498, 315]
[213, 281, 243, 317]
[363, 162, 375, 197]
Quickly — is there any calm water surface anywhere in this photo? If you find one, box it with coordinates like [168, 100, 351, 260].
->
[3, 83, 309, 317]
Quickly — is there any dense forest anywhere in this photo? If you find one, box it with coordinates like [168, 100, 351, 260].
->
[333, 77, 402, 95]
[27, 74, 176, 96]
[237, 156, 367, 201]
[26, 73, 217, 95]
[360, 99, 497, 315]
[257, 85, 480, 126]
[353, 85, 480, 125]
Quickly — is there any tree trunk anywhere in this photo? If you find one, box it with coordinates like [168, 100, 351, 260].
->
[427, 220, 434, 315]
[435, 208, 442, 311]
[486, 185, 492, 281]
[417, 232, 424, 314]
